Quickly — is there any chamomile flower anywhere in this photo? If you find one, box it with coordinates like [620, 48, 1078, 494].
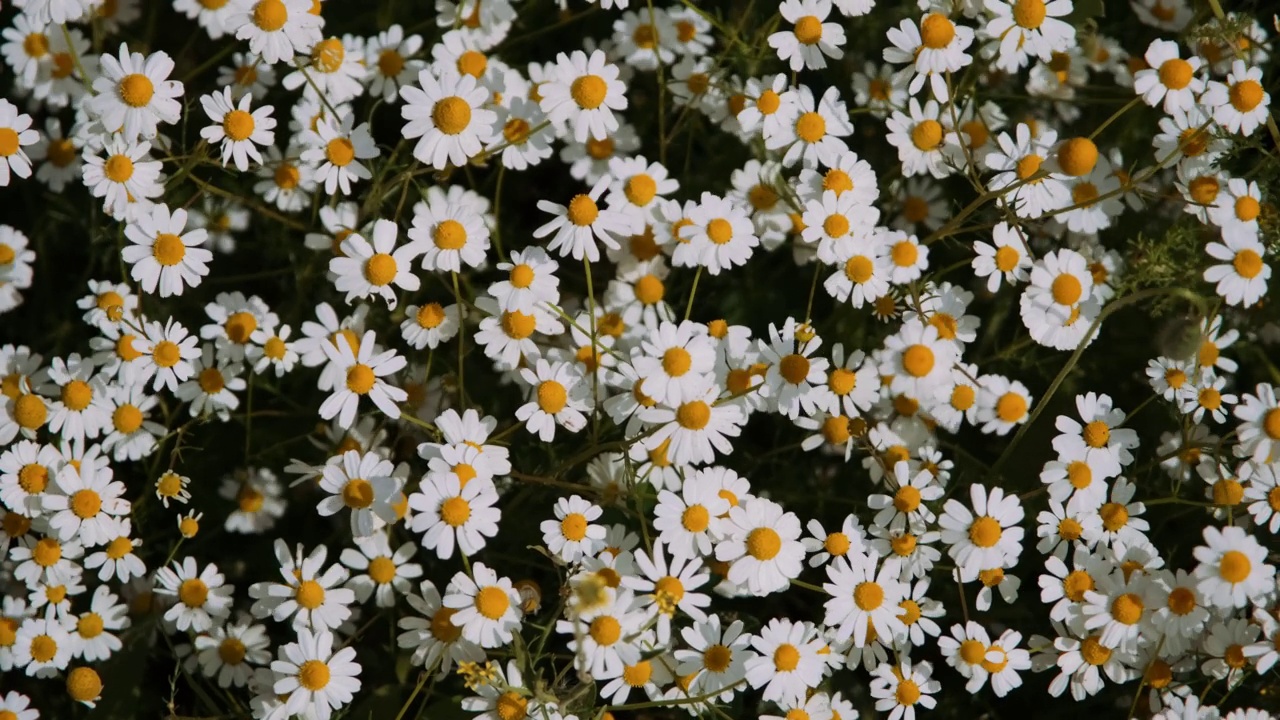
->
[154, 557, 234, 633]
[542, 494, 606, 564]
[318, 329, 408, 428]
[400, 68, 498, 170]
[540, 49, 628, 143]
[715, 497, 805, 596]
[316, 450, 400, 537]
[768, 85, 853, 169]
[88, 43, 183, 142]
[271, 628, 362, 720]
[122, 203, 212, 298]
[884, 12, 975, 100]
[13, 614, 74, 677]
[769, 0, 846, 72]
[330, 220, 424, 310]
[534, 174, 632, 263]
[869, 658, 940, 720]
[228, 0, 323, 65]
[442, 562, 524, 648]
[516, 359, 590, 441]
[408, 472, 501, 560]
[408, 193, 491, 272]
[199, 88, 276, 171]
[1205, 226, 1270, 308]
[939, 483, 1025, 579]
[301, 114, 379, 195]
[44, 459, 129, 546]
[973, 221, 1033, 291]
[1192, 524, 1275, 609]
[1133, 40, 1204, 114]
[175, 345, 246, 421]
[0, 100, 37, 186]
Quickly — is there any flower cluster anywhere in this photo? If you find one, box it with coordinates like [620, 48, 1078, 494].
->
[0, 0, 1279, 718]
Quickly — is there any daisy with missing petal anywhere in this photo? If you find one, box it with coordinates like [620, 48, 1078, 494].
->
[400, 303, 460, 350]
[175, 346, 245, 421]
[272, 628, 362, 720]
[715, 497, 805, 596]
[330, 219, 424, 310]
[340, 531, 423, 607]
[88, 43, 183, 142]
[301, 114, 379, 195]
[535, 174, 632, 262]
[136, 317, 201, 394]
[122, 203, 212, 298]
[972, 221, 1032, 291]
[247, 323, 300, 376]
[881, 319, 958, 398]
[442, 562, 523, 648]
[249, 541, 355, 632]
[397, 579, 485, 672]
[154, 557, 234, 633]
[0, 100, 38, 187]
[1205, 225, 1270, 308]
[408, 472, 500, 560]
[0, 440, 60, 516]
[318, 330, 407, 428]
[824, 234, 891, 309]
[193, 618, 271, 689]
[199, 88, 276, 172]
[408, 193, 491, 272]
[870, 659, 940, 720]
[228, 0, 323, 65]
[982, 0, 1076, 73]
[1193, 524, 1275, 609]
[317, 450, 400, 537]
[400, 68, 497, 170]
[769, 0, 846, 72]
[886, 99, 959, 180]
[540, 49, 628, 143]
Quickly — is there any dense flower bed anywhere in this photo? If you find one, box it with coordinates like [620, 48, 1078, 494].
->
[0, 0, 1278, 718]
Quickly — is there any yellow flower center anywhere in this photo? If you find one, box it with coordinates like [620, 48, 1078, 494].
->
[153, 233, 186, 267]
[118, 73, 154, 107]
[795, 112, 826, 143]
[570, 74, 608, 109]
[746, 527, 782, 560]
[920, 13, 955, 49]
[223, 109, 255, 141]
[968, 515, 1002, 547]
[252, 0, 288, 31]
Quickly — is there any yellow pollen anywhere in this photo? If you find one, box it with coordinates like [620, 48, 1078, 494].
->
[968, 515, 1002, 547]
[570, 74, 608, 109]
[118, 73, 154, 108]
[346, 363, 375, 394]
[475, 586, 510, 619]
[252, 0, 288, 31]
[794, 15, 823, 44]
[746, 527, 782, 560]
[920, 13, 955, 49]
[911, 119, 943, 150]
[223, 109, 255, 141]
[795, 112, 826, 143]
[298, 660, 330, 691]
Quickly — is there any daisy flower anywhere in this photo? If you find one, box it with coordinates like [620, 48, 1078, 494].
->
[249, 541, 355, 632]
[972, 221, 1032, 291]
[939, 484, 1025, 579]
[365, 25, 426, 102]
[339, 532, 423, 607]
[652, 473, 730, 560]
[768, 0, 846, 72]
[81, 136, 164, 219]
[13, 614, 74, 677]
[222, 468, 287, 534]
[175, 345, 246, 421]
[408, 192, 491, 272]
[534, 174, 632, 263]
[982, 0, 1076, 72]
[271, 628, 362, 720]
[758, 317, 829, 418]
[318, 329, 408, 428]
[640, 379, 746, 466]
[767, 85, 853, 169]
[247, 323, 301, 376]
[72, 585, 128, 662]
[400, 68, 497, 170]
[44, 459, 129, 546]
[397, 579, 485, 672]
[317, 450, 400, 537]
[0, 692, 39, 720]
[1192, 524, 1275, 609]
[679, 192, 760, 275]
[0, 100, 37, 186]
[330, 220, 424, 310]
[541, 494, 606, 564]
[1202, 59, 1271, 136]
[83, 517, 146, 583]
[441, 562, 524, 648]
[199, 87, 276, 171]
[516, 359, 590, 441]
[154, 557, 234, 633]
[1244, 463, 1280, 533]
[407, 472, 501, 560]
[674, 616, 756, 702]
[282, 35, 367, 103]
[1204, 225, 1270, 308]
[540, 49, 628, 143]
[976, 374, 1033, 435]
[869, 659, 940, 720]
[745, 618, 828, 706]
[886, 98, 960, 179]
[227, 0, 323, 65]
[122, 203, 212, 298]
[193, 619, 271, 689]
[88, 43, 183, 142]
[29, 117, 83, 193]
[1052, 392, 1138, 480]
[1132, 39, 1204, 114]
[715, 497, 805, 596]
[884, 12, 975, 100]
[301, 113, 379, 195]
[736, 74, 799, 139]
